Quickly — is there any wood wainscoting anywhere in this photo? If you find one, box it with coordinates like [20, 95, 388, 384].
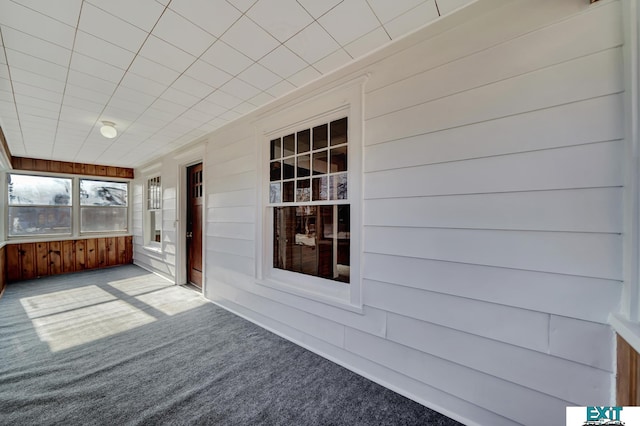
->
[5, 236, 132, 283]
[617, 334, 640, 405]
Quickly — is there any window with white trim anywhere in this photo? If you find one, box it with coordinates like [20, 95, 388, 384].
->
[80, 178, 128, 233]
[145, 176, 162, 247]
[268, 117, 350, 283]
[7, 174, 72, 236]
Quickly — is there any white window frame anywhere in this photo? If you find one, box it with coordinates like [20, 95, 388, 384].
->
[144, 175, 162, 251]
[5, 170, 131, 241]
[256, 76, 365, 312]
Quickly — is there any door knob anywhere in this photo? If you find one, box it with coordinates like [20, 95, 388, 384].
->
[186, 231, 193, 238]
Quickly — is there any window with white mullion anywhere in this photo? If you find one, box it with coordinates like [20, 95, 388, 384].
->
[145, 176, 162, 246]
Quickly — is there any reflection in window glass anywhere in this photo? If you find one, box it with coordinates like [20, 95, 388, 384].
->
[283, 134, 295, 157]
[313, 124, 328, 150]
[270, 138, 282, 160]
[330, 117, 348, 146]
[270, 183, 281, 203]
[80, 179, 128, 233]
[9, 206, 71, 236]
[8, 174, 71, 205]
[80, 179, 128, 206]
[297, 129, 310, 153]
[8, 174, 72, 236]
[273, 205, 349, 282]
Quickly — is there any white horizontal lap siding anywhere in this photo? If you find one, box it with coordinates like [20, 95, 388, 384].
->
[358, 1, 623, 424]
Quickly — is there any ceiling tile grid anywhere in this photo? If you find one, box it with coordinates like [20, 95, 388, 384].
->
[0, 0, 471, 167]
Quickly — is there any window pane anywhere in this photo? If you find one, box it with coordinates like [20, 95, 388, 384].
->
[270, 160, 282, 182]
[330, 173, 348, 200]
[8, 206, 71, 236]
[312, 176, 328, 201]
[81, 207, 127, 232]
[330, 117, 348, 146]
[312, 150, 328, 175]
[273, 205, 349, 282]
[330, 146, 347, 172]
[8, 174, 71, 205]
[80, 179, 128, 206]
[296, 179, 310, 202]
[270, 183, 281, 203]
[313, 124, 328, 150]
[270, 138, 282, 160]
[150, 210, 161, 243]
[283, 181, 295, 202]
[297, 154, 310, 177]
[283, 157, 295, 180]
[283, 134, 295, 157]
[297, 129, 310, 154]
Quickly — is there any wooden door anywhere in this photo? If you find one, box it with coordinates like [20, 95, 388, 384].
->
[187, 163, 203, 288]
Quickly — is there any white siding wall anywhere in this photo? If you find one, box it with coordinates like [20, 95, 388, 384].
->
[132, 1, 625, 424]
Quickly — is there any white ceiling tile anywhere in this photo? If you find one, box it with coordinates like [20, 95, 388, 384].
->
[70, 53, 126, 84]
[5, 49, 68, 82]
[113, 86, 157, 106]
[233, 102, 256, 115]
[226, 0, 258, 13]
[79, 3, 148, 52]
[185, 60, 232, 89]
[152, 98, 189, 115]
[68, 69, 117, 95]
[63, 94, 105, 113]
[201, 41, 253, 76]
[285, 22, 339, 64]
[128, 56, 180, 86]
[152, 9, 216, 57]
[171, 74, 214, 98]
[101, 106, 138, 122]
[108, 97, 150, 115]
[238, 63, 281, 91]
[247, 0, 313, 43]
[259, 45, 307, 79]
[10, 68, 66, 93]
[139, 35, 196, 73]
[192, 100, 227, 117]
[221, 16, 279, 61]
[14, 94, 60, 113]
[220, 109, 242, 121]
[318, 0, 380, 45]
[296, 0, 343, 18]
[18, 105, 59, 120]
[160, 87, 201, 108]
[1, 27, 71, 67]
[51, 103, 96, 123]
[205, 90, 243, 109]
[120, 72, 166, 97]
[220, 77, 261, 100]
[384, 0, 439, 39]
[12, 0, 82, 27]
[13, 81, 63, 103]
[169, 0, 240, 38]
[248, 91, 275, 107]
[0, 1, 75, 48]
[74, 31, 136, 70]
[286, 66, 321, 87]
[64, 83, 111, 104]
[344, 27, 390, 58]
[367, 0, 425, 23]
[136, 112, 166, 128]
[436, 0, 473, 15]
[86, 0, 165, 32]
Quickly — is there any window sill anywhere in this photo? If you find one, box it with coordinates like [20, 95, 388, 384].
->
[143, 245, 162, 254]
[7, 233, 131, 244]
[256, 277, 363, 314]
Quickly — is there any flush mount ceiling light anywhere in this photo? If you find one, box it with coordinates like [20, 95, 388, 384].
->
[100, 121, 117, 139]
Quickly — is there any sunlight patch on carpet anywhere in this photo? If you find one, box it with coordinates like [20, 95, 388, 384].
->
[135, 287, 208, 316]
[29, 300, 156, 352]
[20, 285, 117, 319]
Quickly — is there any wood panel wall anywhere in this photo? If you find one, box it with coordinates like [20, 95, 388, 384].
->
[11, 156, 134, 179]
[5, 236, 132, 283]
[617, 334, 640, 405]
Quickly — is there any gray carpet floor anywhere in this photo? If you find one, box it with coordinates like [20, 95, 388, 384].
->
[0, 265, 462, 425]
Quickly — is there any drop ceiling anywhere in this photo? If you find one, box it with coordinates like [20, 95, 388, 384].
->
[0, 0, 472, 168]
